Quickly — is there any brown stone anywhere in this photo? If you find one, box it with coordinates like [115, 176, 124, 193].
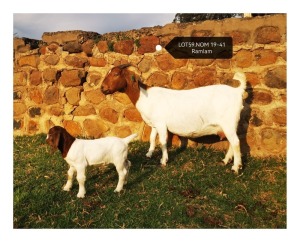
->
[85, 89, 105, 104]
[219, 73, 240, 87]
[113, 93, 132, 105]
[43, 68, 58, 83]
[82, 39, 95, 56]
[44, 54, 60, 65]
[28, 120, 38, 133]
[47, 43, 59, 52]
[138, 36, 159, 54]
[271, 107, 286, 126]
[88, 73, 102, 86]
[255, 49, 278, 66]
[249, 108, 264, 127]
[99, 107, 118, 123]
[88, 57, 106, 67]
[14, 72, 27, 86]
[63, 41, 82, 53]
[73, 105, 96, 116]
[245, 72, 261, 87]
[14, 38, 25, 50]
[235, 50, 253, 68]
[19, 55, 40, 68]
[49, 106, 64, 116]
[83, 119, 109, 138]
[252, 89, 273, 105]
[29, 107, 41, 117]
[39, 46, 47, 55]
[191, 30, 213, 37]
[65, 55, 88, 68]
[44, 86, 59, 104]
[124, 108, 143, 122]
[189, 59, 214, 66]
[142, 124, 152, 142]
[63, 120, 82, 137]
[255, 26, 281, 44]
[147, 72, 169, 87]
[171, 71, 191, 89]
[230, 31, 250, 45]
[280, 51, 286, 61]
[13, 89, 23, 100]
[14, 118, 23, 130]
[29, 88, 43, 104]
[114, 40, 134, 55]
[192, 68, 216, 87]
[216, 59, 231, 69]
[138, 57, 152, 73]
[97, 41, 108, 53]
[14, 102, 27, 116]
[30, 70, 42, 85]
[264, 66, 286, 89]
[65, 87, 82, 105]
[156, 53, 187, 71]
[59, 69, 85, 87]
[115, 126, 132, 138]
[261, 128, 286, 153]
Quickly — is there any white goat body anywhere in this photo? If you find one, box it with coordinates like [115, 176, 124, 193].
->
[137, 85, 243, 137]
[136, 72, 247, 173]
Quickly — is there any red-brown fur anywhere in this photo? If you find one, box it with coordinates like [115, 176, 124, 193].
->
[101, 64, 148, 105]
[46, 126, 75, 158]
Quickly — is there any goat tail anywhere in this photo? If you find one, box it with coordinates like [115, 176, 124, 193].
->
[233, 72, 247, 91]
[122, 133, 138, 144]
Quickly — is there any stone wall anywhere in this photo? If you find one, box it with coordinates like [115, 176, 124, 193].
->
[13, 14, 286, 157]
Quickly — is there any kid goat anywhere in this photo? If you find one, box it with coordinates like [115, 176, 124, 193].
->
[101, 64, 247, 174]
[46, 126, 137, 198]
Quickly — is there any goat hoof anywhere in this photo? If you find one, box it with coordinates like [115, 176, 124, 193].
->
[146, 152, 153, 158]
[114, 188, 121, 193]
[77, 193, 85, 198]
[63, 186, 71, 191]
[231, 166, 242, 174]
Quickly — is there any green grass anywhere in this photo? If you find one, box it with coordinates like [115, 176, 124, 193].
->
[13, 134, 286, 228]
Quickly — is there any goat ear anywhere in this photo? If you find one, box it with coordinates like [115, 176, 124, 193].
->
[119, 64, 131, 69]
[48, 131, 61, 151]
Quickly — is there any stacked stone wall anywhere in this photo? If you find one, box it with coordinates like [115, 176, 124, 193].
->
[13, 14, 286, 157]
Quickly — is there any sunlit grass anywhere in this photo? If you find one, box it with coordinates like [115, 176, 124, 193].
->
[14, 134, 286, 228]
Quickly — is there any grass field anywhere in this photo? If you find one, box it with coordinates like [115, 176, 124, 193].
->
[13, 134, 286, 228]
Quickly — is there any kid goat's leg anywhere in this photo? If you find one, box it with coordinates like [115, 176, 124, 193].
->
[76, 166, 87, 198]
[63, 166, 76, 191]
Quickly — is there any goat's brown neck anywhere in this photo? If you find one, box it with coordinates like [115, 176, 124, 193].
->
[122, 70, 142, 106]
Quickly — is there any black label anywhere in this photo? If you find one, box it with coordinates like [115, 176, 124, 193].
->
[165, 37, 233, 59]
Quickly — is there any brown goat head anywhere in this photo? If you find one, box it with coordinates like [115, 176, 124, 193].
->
[101, 64, 131, 95]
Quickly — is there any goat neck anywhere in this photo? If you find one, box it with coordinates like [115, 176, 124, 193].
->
[122, 69, 147, 106]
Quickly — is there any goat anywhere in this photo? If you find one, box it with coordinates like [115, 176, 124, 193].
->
[46, 126, 137, 198]
[101, 64, 247, 173]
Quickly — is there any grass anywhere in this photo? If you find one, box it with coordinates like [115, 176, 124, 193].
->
[13, 134, 286, 228]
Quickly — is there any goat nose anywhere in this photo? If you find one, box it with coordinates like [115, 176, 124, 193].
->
[101, 85, 109, 94]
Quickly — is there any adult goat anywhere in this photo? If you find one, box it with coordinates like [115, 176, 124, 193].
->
[101, 64, 246, 173]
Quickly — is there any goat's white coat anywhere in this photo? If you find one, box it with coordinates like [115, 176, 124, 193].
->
[63, 134, 137, 198]
[136, 72, 247, 173]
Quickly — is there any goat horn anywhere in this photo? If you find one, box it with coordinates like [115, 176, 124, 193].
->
[119, 64, 131, 69]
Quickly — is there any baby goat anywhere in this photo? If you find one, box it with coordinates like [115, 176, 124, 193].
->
[46, 126, 137, 198]
[101, 64, 247, 174]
